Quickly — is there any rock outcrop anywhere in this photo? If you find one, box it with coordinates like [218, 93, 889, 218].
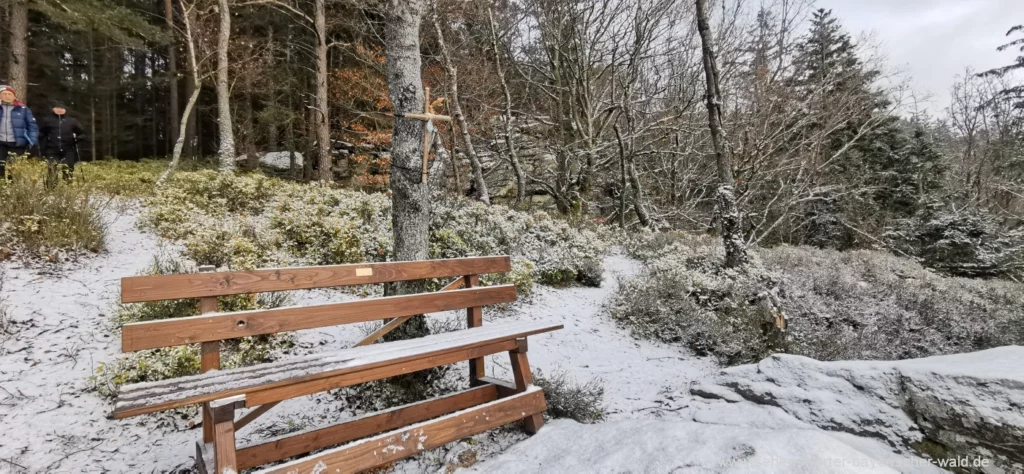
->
[691, 346, 1024, 474]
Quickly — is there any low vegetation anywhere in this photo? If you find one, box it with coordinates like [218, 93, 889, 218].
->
[91, 255, 295, 397]
[140, 170, 609, 293]
[0, 157, 107, 261]
[77, 158, 212, 197]
[533, 370, 606, 423]
[610, 232, 1024, 365]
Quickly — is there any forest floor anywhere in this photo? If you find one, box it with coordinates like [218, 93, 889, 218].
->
[0, 204, 726, 473]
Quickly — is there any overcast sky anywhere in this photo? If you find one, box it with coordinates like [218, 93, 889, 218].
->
[816, 0, 1024, 114]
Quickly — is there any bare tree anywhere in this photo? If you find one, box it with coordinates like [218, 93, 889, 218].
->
[314, 0, 332, 181]
[432, 12, 490, 204]
[160, 0, 207, 185]
[165, 0, 180, 147]
[695, 0, 749, 268]
[216, 0, 237, 171]
[487, 6, 525, 206]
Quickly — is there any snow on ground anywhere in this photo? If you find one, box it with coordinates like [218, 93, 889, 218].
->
[464, 419, 944, 474]
[0, 208, 712, 472]
[480, 253, 720, 419]
[0, 211, 954, 474]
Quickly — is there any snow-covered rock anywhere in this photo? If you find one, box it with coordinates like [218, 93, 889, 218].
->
[463, 419, 945, 474]
[691, 346, 1024, 473]
[236, 151, 304, 170]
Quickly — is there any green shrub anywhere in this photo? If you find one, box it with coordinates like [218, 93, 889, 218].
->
[93, 255, 295, 396]
[77, 158, 212, 197]
[0, 157, 106, 259]
[534, 369, 606, 423]
[430, 198, 608, 291]
[141, 171, 608, 294]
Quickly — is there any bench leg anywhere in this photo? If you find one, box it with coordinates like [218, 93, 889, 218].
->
[465, 275, 486, 386]
[508, 338, 544, 434]
[210, 395, 244, 473]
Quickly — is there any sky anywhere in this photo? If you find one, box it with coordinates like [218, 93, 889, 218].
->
[816, 0, 1024, 114]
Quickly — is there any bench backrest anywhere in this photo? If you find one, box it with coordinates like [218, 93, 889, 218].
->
[118, 256, 514, 353]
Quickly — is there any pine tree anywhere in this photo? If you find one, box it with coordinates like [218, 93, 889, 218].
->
[791, 9, 866, 93]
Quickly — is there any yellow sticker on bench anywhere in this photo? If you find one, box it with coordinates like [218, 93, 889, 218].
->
[355, 268, 373, 276]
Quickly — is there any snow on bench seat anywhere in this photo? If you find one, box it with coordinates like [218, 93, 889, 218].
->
[113, 321, 561, 419]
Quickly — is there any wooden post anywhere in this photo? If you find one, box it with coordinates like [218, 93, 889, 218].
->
[198, 265, 221, 444]
[421, 87, 431, 184]
[508, 337, 543, 434]
[210, 395, 244, 473]
[465, 274, 485, 385]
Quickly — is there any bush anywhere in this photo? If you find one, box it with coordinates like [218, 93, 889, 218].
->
[76, 158, 213, 197]
[533, 369, 606, 423]
[141, 171, 609, 294]
[0, 157, 106, 259]
[611, 235, 785, 365]
[610, 231, 1024, 365]
[430, 198, 608, 291]
[93, 255, 294, 396]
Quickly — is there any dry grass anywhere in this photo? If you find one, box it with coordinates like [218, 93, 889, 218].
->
[0, 157, 107, 259]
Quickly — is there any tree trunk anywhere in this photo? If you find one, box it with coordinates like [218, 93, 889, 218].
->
[488, 8, 526, 206]
[216, 0, 236, 171]
[159, 86, 202, 185]
[696, 0, 749, 269]
[432, 15, 489, 204]
[8, 0, 28, 98]
[166, 0, 179, 150]
[314, 0, 331, 182]
[89, 30, 97, 160]
[161, 1, 203, 184]
[384, 0, 430, 341]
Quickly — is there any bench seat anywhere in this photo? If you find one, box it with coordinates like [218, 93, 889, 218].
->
[114, 320, 561, 419]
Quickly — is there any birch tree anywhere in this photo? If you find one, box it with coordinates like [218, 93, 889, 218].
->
[216, 0, 237, 171]
[432, 12, 490, 204]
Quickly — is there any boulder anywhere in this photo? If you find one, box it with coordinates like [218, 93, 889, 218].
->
[691, 346, 1024, 473]
[463, 419, 945, 473]
[236, 151, 303, 170]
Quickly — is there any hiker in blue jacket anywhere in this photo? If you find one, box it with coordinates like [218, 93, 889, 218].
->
[0, 85, 39, 175]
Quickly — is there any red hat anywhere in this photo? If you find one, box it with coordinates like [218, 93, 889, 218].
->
[0, 85, 15, 96]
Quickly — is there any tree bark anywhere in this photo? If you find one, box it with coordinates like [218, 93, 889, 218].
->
[432, 15, 489, 204]
[384, 0, 430, 341]
[696, 0, 749, 269]
[8, 0, 28, 98]
[216, 0, 236, 171]
[166, 0, 180, 150]
[161, 2, 204, 184]
[314, 0, 331, 182]
[488, 8, 526, 206]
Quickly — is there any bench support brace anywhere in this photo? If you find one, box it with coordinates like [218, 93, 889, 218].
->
[508, 337, 544, 434]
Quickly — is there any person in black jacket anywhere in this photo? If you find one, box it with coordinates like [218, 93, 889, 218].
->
[39, 103, 86, 180]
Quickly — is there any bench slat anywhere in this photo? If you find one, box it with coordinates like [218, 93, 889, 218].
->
[121, 256, 511, 303]
[254, 387, 547, 474]
[236, 383, 501, 469]
[121, 285, 517, 352]
[113, 321, 561, 419]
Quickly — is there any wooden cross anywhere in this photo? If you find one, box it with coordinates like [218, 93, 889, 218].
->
[394, 87, 452, 183]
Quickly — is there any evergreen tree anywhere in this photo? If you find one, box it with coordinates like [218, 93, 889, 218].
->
[791, 9, 865, 91]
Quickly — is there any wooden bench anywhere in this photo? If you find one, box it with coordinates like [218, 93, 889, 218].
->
[112, 256, 562, 473]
